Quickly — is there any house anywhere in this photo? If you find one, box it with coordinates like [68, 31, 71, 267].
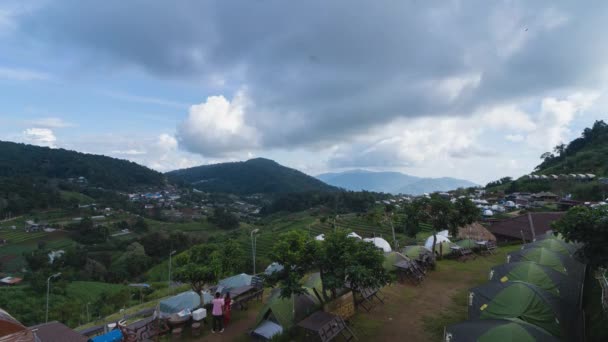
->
[486, 212, 565, 243]
[531, 191, 559, 205]
[0, 276, 23, 286]
[30, 321, 88, 342]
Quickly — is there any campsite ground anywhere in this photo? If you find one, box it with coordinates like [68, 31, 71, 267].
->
[166, 244, 520, 341]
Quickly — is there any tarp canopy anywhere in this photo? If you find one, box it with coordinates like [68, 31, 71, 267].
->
[522, 239, 578, 257]
[402, 245, 432, 259]
[489, 262, 580, 306]
[445, 318, 558, 342]
[468, 281, 562, 337]
[255, 288, 321, 330]
[89, 330, 122, 342]
[252, 320, 283, 340]
[219, 273, 252, 290]
[159, 291, 201, 317]
[363, 237, 392, 252]
[507, 247, 584, 282]
[383, 251, 409, 272]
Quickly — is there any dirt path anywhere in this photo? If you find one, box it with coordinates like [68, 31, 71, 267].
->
[197, 305, 261, 341]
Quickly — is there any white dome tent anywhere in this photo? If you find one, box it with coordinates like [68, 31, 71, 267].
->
[363, 237, 392, 252]
[483, 209, 494, 217]
[424, 234, 451, 250]
[437, 230, 450, 238]
[315, 234, 325, 241]
[347, 232, 362, 239]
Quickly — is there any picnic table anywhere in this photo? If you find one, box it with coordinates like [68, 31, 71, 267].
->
[298, 311, 357, 342]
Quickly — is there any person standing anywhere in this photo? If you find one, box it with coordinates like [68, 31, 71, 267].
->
[223, 292, 232, 327]
[211, 292, 224, 333]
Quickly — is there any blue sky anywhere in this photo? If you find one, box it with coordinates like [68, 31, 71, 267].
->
[1, 1, 607, 184]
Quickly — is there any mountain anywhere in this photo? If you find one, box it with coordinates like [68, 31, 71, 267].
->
[0, 141, 165, 190]
[167, 158, 337, 194]
[317, 170, 477, 195]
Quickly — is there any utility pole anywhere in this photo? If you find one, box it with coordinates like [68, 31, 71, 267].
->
[46, 273, 61, 323]
[251, 229, 259, 274]
[168, 250, 176, 289]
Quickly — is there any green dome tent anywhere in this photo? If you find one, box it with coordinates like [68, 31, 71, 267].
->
[456, 239, 478, 249]
[522, 239, 578, 257]
[468, 281, 563, 337]
[489, 262, 581, 306]
[507, 247, 584, 282]
[445, 318, 558, 342]
[255, 287, 321, 332]
[402, 245, 432, 259]
[383, 251, 409, 272]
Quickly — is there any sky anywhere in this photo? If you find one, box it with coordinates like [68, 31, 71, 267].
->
[1, 0, 607, 185]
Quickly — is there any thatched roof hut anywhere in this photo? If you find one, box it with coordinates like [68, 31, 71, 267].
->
[457, 222, 496, 241]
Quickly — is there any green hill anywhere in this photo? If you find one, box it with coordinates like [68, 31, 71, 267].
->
[0, 141, 165, 189]
[166, 158, 337, 194]
[534, 120, 608, 176]
[485, 120, 608, 200]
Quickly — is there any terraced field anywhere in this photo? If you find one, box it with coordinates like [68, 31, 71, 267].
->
[0, 230, 47, 243]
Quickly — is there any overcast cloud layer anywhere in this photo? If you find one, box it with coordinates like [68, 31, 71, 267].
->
[1, 0, 607, 183]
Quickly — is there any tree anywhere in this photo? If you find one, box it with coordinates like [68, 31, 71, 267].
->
[133, 217, 148, 233]
[427, 197, 453, 255]
[267, 230, 317, 299]
[552, 206, 608, 267]
[401, 198, 428, 237]
[317, 229, 388, 300]
[209, 207, 240, 230]
[452, 197, 480, 233]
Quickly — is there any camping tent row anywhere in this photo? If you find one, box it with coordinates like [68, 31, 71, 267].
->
[444, 231, 585, 341]
[315, 232, 392, 252]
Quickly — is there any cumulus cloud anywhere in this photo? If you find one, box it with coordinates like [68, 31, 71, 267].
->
[14, 1, 608, 153]
[176, 91, 259, 156]
[505, 134, 525, 142]
[22, 128, 56, 147]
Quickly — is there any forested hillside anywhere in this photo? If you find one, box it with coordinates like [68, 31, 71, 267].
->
[167, 158, 337, 194]
[485, 120, 608, 200]
[535, 120, 608, 176]
[0, 141, 165, 216]
[0, 141, 165, 189]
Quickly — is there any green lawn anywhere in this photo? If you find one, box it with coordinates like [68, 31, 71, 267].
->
[60, 191, 95, 204]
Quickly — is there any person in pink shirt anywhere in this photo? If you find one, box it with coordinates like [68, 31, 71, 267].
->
[211, 292, 225, 333]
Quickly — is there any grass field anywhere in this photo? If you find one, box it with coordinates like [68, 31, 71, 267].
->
[0, 231, 73, 273]
[66, 281, 129, 303]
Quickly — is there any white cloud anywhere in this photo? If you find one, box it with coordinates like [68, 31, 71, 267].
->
[526, 92, 599, 149]
[176, 91, 259, 157]
[22, 128, 56, 147]
[435, 72, 482, 102]
[0, 67, 50, 81]
[505, 134, 524, 142]
[111, 149, 145, 155]
[481, 105, 536, 131]
[25, 117, 74, 128]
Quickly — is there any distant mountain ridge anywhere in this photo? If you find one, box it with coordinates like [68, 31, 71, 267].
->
[167, 158, 337, 194]
[317, 170, 477, 195]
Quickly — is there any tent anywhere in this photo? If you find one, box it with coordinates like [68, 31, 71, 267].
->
[445, 318, 558, 342]
[347, 232, 362, 239]
[468, 281, 563, 337]
[437, 230, 450, 237]
[315, 234, 325, 241]
[489, 262, 581, 306]
[383, 251, 409, 272]
[252, 320, 283, 340]
[424, 235, 453, 255]
[483, 209, 494, 217]
[254, 288, 321, 333]
[158, 291, 201, 318]
[456, 239, 478, 249]
[265, 262, 284, 275]
[522, 239, 578, 257]
[507, 247, 584, 282]
[402, 245, 432, 259]
[363, 237, 392, 252]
